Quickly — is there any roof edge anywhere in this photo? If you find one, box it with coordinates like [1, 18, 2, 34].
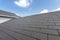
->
[0, 14, 19, 18]
[23, 11, 60, 17]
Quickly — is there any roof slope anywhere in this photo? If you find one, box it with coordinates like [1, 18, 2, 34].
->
[0, 11, 60, 40]
[0, 10, 20, 18]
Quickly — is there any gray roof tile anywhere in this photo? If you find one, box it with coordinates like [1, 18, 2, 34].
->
[1, 11, 60, 40]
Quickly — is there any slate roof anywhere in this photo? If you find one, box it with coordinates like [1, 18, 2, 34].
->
[0, 11, 60, 40]
[0, 10, 19, 18]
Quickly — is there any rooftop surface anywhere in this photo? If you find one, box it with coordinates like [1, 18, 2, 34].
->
[0, 11, 60, 40]
[0, 10, 20, 18]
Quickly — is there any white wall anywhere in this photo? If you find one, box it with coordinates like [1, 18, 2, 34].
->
[0, 17, 11, 23]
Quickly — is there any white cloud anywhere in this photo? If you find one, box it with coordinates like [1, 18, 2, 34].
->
[40, 9, 49, 13]
[14, 0, 32, 8]
[15, 13, 20, 16]
[53, 8, 60, 11]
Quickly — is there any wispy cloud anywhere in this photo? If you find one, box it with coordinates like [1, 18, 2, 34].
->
[40, 9, 48, 13]
[38, 8, 60, 14]
[14, 0, 32, 8]
[53, 8, 60, 11]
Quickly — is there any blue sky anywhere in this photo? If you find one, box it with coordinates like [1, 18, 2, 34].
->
[0, 0, 60, 17]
